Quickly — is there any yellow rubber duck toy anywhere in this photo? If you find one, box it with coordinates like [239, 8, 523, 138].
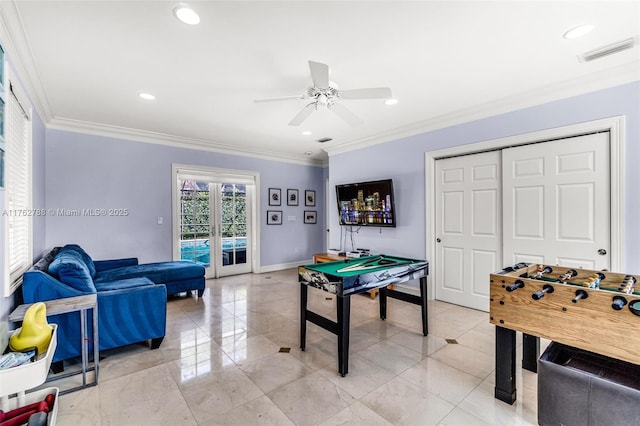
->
[9, 302, 53, 355]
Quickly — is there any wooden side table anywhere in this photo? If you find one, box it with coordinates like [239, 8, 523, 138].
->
[312, 253, 392, 299]
[9, 294, 99, 394]
[313, 253, 347, 263]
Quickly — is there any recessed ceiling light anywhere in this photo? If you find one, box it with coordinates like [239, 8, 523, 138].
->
[302, 131, 312, 136]
[139, 93, 156, 100]
[173, 4, 200, 25]
[385, 98, 398, 106]
[564, 24, 594, 39]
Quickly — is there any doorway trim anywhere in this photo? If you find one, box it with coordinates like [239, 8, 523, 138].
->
[425, 116, 625, 299]
[171, 163, 261, 276]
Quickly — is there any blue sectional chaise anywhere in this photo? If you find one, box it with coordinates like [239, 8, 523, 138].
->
[21, 244, 205, 364]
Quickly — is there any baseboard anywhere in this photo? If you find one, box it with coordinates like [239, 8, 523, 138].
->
[257, 259, 312, 274]
[394, 283, 420, 296]
[394, 281, 435, 300]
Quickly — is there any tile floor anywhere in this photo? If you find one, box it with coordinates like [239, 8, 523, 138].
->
[49, 269, 544, 425]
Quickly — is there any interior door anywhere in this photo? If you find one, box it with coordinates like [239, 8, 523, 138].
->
[434, 132, 611, 312]
[435, 151, 502, 311]
[502, 132, 610, 269]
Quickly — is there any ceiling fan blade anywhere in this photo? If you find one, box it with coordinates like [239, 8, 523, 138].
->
[254, 95, 305, 103]
[308, 60, 329, 88]
[288, 103, 316, 126]
[339, 87, 393, 100]
[330, 103, 363, 126]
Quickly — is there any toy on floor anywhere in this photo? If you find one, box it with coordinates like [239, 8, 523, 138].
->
[9, 303, 53, 356]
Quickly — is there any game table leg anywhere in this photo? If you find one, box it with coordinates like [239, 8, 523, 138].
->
[300, 282, 308, 351]
[495, 325, 517, 405]
[380, 277, 429, 336]
[522, 333, 539, 373]
[379, 286, 387, 320]
[419, 276, 428, 336]
[336, 295, 351, 376]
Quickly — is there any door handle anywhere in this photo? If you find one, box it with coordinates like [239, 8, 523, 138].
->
[598, 249, 607, 256]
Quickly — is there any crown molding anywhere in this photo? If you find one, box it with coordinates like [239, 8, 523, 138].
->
[325, 62, 639, 157]
[48, 117, 328, 168]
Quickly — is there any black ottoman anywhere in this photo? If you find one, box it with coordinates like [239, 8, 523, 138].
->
[538, 342, 640, 426]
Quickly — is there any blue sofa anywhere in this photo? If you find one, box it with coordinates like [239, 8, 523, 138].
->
[21, 245, 204, 364]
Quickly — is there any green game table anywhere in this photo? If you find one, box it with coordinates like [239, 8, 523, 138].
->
[298, 254, 429, 376]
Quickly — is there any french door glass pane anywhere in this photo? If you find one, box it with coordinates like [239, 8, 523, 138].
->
[179, 180, 211, 266]
[221, 183, 247, 266]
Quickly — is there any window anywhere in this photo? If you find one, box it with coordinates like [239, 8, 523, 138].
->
[4, 80, 32, 296]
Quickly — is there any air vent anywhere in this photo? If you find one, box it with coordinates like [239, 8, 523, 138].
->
[317, 137, 332, 143]
[578, 38, 636, 62]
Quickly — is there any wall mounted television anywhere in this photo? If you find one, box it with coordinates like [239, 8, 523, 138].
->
[336, 179, 396, 227]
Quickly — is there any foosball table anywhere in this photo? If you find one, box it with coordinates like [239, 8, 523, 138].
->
[490, 263, 640, 404]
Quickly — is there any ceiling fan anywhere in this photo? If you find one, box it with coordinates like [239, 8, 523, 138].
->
[254, 60, 393, 127]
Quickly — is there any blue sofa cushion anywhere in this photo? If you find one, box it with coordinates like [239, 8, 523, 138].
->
[61, 244, 96, 277]
[94, 261, 205, 285]
[48, 250, 96, 294]
[94, 277, 155, 292]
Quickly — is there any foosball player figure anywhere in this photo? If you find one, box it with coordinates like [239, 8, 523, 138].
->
[534, 265, 553, 279]
[586, 273, 602, 289]
[618, 275, 637, 294]
[558, 269, 578, 283]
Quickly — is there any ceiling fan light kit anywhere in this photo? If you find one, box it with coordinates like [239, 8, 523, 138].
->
[255, 60, 393, 127]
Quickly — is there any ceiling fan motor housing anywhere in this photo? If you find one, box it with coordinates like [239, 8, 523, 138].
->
[307, 86, 338, 102]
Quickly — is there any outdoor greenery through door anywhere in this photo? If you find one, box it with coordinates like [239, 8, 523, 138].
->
[173, 164, 257, 278]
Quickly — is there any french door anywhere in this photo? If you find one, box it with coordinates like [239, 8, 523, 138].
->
[173, 165, 257, 278]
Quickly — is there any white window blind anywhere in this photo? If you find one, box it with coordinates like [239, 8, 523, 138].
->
[5, 81, 32, 295]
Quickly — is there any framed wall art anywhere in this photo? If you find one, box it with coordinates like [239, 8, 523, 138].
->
[268, 188, 281, 206]
[305, 190, 316, 206]
[287, 189, 299, 206]
[267, 210, 283, 225]
[304, 211, 317, 224]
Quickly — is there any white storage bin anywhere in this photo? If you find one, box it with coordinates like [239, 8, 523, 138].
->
[2, 387, 59, 426]
[0, 324, 58, 397]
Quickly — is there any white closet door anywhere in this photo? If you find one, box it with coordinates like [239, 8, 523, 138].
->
[502, 132, 610, 270]
[435, 151, 502, 311]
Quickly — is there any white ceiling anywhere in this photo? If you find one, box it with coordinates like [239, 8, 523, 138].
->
[1, 1, 638, 166]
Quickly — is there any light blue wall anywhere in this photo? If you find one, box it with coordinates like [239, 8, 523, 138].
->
[44, 130, 325, 266]
[329, 81, 640, 273]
